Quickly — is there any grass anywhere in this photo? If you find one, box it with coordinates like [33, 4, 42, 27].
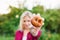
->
[0, 33, 60, 40]
[0, 36, 14, 40]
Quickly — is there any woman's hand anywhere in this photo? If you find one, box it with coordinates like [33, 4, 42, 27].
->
[30, 26, 41, 36]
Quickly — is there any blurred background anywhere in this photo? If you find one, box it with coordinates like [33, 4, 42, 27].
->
[0, 0, 60, 40]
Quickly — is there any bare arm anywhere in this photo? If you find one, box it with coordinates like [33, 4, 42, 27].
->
[30, 26, 42, 36]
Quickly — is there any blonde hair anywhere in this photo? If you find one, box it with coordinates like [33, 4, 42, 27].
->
[18, 11, 33, 31]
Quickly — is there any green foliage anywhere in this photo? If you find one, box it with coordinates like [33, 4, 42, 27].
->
[0, 36, 14, 40]
[44, 9, 60, 33]
[0, 6, 29, 36]
[0, 6, 21, 36]
[0, 5, 60, 39]
[39, 28, 60, 40]
[31, 5, 60, 33]
[31, 5, 44, 14]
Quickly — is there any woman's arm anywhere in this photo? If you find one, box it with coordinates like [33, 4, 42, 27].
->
[33, 30, 42, 40]
[30, 28, 42, 40]
[30, 26, 42, 37]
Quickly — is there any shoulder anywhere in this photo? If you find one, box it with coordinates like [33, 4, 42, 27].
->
[15, 30, 23, 40]
[15, 30, 23, 35]
[37, 30, 42, 37]
[16, 30, 21, 33]
[38, 30, 42, 34]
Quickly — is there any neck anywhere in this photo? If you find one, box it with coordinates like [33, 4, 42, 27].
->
[24, 29, 29, 32]
[23, 29, 30, 36]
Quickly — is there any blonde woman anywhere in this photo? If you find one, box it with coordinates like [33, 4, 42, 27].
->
[15, 11, 43, 40]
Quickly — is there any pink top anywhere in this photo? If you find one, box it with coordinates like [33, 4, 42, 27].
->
[15, 30, 42, 40]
